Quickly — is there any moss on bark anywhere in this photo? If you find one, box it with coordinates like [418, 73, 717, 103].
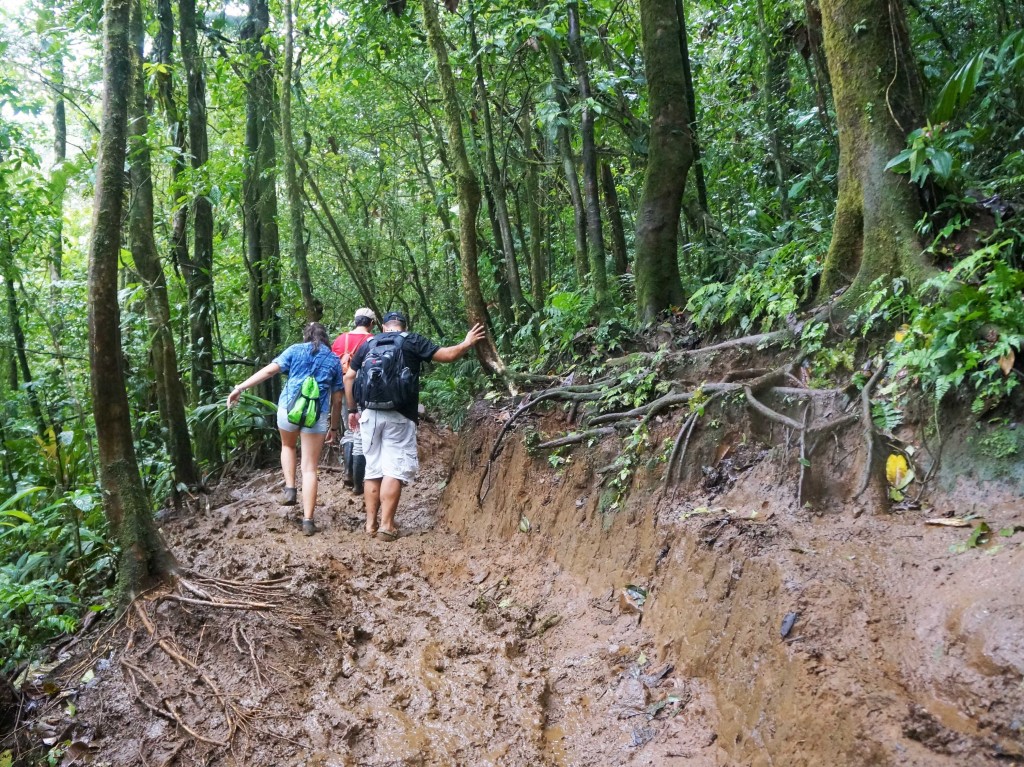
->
[817, 0, 931, 305]
[635, 0, 691, 323]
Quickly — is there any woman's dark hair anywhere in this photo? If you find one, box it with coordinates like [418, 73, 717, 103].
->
[354, 315, 373, 328]
[303, 322, 331, 353]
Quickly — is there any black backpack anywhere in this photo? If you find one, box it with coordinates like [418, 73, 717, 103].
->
[355, 333, 416, 411]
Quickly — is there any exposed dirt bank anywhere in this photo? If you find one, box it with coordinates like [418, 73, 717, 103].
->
[6, 402, 1023, 766]
[443, 401, 1024, 766]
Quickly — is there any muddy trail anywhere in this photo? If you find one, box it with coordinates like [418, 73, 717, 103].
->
[8, 405, 1024, 766]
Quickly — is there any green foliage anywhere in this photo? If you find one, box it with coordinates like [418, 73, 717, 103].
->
[800, 321, 856, 384]
[885, 123, 965, 188]
[516, 287, 633, 369]
[0, 482, 111, 672]
[878, 241, 1024, 412]
[687, 239, 823, 333]
[420, 357, 483, 431]
[600, 424, 649, 513]
[891, 29, 1024, 206]
[975, 427, 1021, 460]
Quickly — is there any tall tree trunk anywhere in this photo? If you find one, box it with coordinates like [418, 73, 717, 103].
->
[180, 0, 220, 464]
[1, 247, 47, 435]
[817, 0, 928, 302]
[156, 0, 189, 283]
[566, 0, 608, 309]
[635, 0, 692, 322]
[601, 161, 629, 277]
[546, 39, 589, 283]
[282, 0, 320, 323]
[522, 109, 546, 307]
[674, 0, 708, 212]
[756, 0, 791, 221]
[467, 0, 528, 319]
[482, 180, 517, 329]
[421, 0, 504, 376]
[89, 0, 172, 599]
[128, 0, 199, 491]
[49, 49, 66, 290]
[803, 0, 835, 139]
[242, 0, 283, 402]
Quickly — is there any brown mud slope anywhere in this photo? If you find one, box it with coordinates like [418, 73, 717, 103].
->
[444, 401, 1024, 766]
[10, 426, 712, 766]
[9, 406, 1023, 766]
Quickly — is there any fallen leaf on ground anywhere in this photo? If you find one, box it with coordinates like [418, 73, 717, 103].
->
[924, 518, 973, 527]
[886, 453, 910, 487]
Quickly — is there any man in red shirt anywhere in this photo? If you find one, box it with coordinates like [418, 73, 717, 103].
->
[331, 308, 376, 491]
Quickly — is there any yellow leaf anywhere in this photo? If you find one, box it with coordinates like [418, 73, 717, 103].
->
[886, 453, 909, 487]
[998, 349, 1015, 377]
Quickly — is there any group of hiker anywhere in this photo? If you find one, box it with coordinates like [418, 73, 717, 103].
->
[226, 309, 484, 537]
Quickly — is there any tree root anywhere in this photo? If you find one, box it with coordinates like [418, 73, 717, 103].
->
[607, 329, 791, 368]
[535, 427, 617, 450]
[797, 403, 812, 506]
[117, 569, 303, 758]
[855, 364, 887, 499]
[477, 381, 610, 503]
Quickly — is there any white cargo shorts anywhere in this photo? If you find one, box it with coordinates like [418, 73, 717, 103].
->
[359, 409, 419, 484]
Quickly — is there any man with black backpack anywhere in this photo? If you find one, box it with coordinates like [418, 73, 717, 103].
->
[344, 311, 484, 540]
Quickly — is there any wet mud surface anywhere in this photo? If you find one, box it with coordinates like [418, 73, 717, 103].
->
[12, 414, 1024, 766]
[23, 426, 713, 766]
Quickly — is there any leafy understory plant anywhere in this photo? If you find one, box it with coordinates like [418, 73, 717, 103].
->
[889, 239, 1023, 413]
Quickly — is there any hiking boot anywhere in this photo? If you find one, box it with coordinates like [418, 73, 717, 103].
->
[302, 519, 317, 537]
[281, 487, 297, 506]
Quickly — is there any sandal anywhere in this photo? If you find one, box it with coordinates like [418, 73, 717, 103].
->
[378, 528, 399, 542]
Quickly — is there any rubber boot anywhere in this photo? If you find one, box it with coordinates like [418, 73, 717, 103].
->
[352, 455, 366, 496]
[343, 441, 354, 487]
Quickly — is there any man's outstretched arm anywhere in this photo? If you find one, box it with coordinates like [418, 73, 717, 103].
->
[431, 323, 486, 363]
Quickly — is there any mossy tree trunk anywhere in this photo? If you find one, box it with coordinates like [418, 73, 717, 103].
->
[89, 0, 173, 600]
[421, 0, 505, 376]
[817, 0, 929, 303]
[566, 0, 609, 311]
[634, 0, 692, 323]
[128, 0, 199, 492]
[180, 0, 221, 465]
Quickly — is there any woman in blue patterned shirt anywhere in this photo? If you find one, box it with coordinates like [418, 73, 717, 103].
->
[226, 323, 343, 536]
